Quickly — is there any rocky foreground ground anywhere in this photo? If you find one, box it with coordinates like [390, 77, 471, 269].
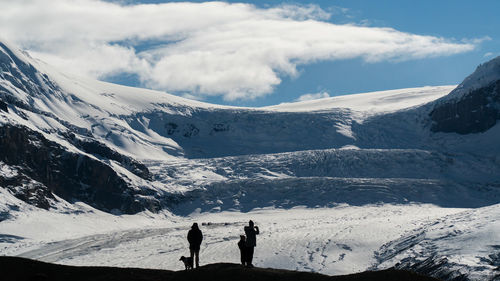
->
[2, 256, 441, 281]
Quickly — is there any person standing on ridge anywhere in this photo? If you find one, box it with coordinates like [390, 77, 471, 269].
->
[237, 235, 247, 266]
[244, 220, 259, 267]
[187, 223, 203, 268]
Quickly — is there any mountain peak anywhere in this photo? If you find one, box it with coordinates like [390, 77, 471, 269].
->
[430, 55, 500, 134]
[447, 55, 500, 101]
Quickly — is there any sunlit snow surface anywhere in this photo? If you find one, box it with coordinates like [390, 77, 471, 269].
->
[1, 41, 500, 280]
[1, 190, 498, 278]
[0, 189, 471, 275]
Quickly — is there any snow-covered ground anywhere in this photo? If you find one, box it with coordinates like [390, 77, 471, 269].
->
[0, 188, 467, 275]
[1, 186, 499, 278]
[375, 203, 500, 280]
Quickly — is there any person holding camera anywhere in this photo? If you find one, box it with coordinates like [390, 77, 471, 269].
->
[244, 220, 260, 267]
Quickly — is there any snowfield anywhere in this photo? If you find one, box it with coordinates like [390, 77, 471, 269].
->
[375, 203, 500, 280]
[2, 189, 498, 278]
[1, 40, 500, 280]
[0, 190, 470, 276]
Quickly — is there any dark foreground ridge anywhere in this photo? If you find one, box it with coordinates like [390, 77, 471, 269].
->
[2, 256, 441, 281]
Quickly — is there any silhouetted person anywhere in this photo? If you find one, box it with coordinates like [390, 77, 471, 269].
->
[187, 223, 203, 268]
[237, 235, 247, 266]
[244, 220, 259, 267]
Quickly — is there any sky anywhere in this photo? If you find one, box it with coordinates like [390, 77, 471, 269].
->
[0, 0, 499, 107]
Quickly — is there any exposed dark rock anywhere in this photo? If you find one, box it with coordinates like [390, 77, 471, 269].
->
[0, 234, 24, 243]
[79, 139, 151, 180]
[0, 211, 11, 221]
[212, 123, 229, 132]
[164, 122, 201, 138]
[1, 257, 442, 281]
[479, 245, 500, 271]
[0, 173, 54, 210]
[395, 256, 468, 281]
[0, 99, 7, 112]
[430, 79, 500, 134]
[166, 122, 178, 135]
[183, 124, 199, 138]
[61, 132, 151, 180]
[0, 124, 158, 214]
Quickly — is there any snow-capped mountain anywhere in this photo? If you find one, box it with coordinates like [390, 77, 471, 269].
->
[1, 40, 499, 280]
[431, 56, 500, 134]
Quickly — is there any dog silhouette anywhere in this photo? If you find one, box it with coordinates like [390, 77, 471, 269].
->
[179, 256, 193, 270]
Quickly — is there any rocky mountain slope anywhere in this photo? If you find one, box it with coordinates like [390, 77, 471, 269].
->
[430, 56, 500, 134]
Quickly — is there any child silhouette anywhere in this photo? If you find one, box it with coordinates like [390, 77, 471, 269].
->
[237, 235, 247, 266]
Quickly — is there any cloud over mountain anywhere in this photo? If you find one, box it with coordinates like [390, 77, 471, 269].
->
[296, 91, 330, 102]
[0, 0, 479, 100]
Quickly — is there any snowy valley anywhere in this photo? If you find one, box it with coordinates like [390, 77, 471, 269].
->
[0, 40, 499, 280]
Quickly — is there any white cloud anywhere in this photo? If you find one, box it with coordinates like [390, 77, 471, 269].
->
[484, 52, 494, 58]
[0, 0, 480, 101]
[296, 91, 331, 102]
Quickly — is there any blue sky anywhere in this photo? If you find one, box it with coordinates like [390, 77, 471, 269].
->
[1, 0, 499, 107]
